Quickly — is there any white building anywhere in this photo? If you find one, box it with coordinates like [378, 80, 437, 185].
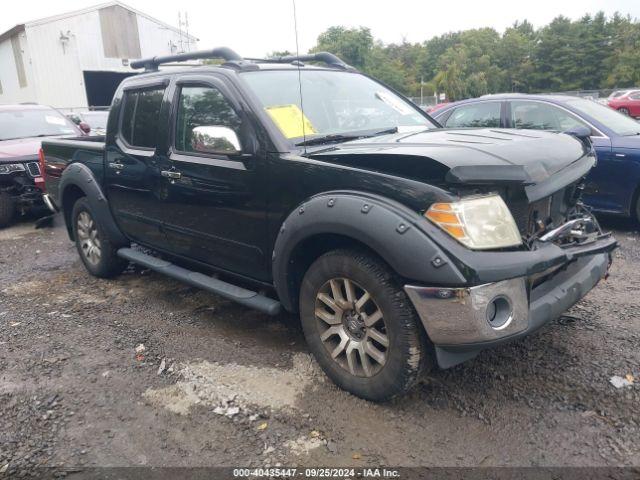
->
[0, 1, 198, 108]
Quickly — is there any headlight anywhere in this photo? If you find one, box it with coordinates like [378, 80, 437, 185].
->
[425, 194, 522, 250]
[0, 163, 26, 175]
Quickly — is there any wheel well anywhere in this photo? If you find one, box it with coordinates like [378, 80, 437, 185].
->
[61, 185, 86, 240]
[286, 233, 383, 312]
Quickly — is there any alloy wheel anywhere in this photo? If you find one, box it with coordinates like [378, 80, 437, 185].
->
[314, 277, 389, 377]
[76, 211, 102, 266]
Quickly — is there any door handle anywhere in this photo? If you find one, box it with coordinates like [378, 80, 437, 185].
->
[108, 161, 124, 174]
[161, 170, 182, 180]
[108, 162, 124, 170]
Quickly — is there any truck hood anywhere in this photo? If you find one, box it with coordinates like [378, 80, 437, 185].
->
[307, 128, 593, 194]
[0, 137, 43, 162]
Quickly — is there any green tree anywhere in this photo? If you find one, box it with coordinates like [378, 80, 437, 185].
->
[313, 26, 373, 69]
[309, 13, 640, 99]
[605, 14, 640, 87]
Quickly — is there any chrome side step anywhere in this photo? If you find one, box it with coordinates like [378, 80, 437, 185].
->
[117, 247, 281, 316]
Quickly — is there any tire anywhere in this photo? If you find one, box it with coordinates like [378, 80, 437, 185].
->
[0, 191, 16, 228]
[299, 248, 431, 401]
[618, 107, 630, 116]
[71, 197, 128, 278]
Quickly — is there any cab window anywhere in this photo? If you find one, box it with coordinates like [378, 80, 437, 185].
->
[120, 87, 165, 148]
[444, 102, 501, 128]
[175, 85, 242, 153]
[510, 101, 587, 131]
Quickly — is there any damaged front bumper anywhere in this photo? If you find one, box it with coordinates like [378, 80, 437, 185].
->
[405, 230, 616, 369]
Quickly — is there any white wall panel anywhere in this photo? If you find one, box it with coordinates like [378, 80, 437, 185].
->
[1, 3, 199, 108]
[0, 33, 36, 104]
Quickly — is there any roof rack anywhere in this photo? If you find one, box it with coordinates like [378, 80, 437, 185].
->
[130, 47, 355, 73]
[130, 47, 243, 72]
[251, 52, 355, 71]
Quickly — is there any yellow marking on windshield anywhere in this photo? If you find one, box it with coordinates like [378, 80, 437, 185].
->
[265, 104, 317, 139]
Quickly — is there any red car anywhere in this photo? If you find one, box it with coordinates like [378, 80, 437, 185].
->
[0, 104, 82, 227]
[425, 101, 451, 116]
[607, 90, 640, 117]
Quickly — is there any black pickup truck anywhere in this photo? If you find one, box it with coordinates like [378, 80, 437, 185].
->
[41, 47, 616, 401]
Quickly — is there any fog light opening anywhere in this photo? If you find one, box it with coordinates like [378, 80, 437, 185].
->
[486, 296, 513, 330]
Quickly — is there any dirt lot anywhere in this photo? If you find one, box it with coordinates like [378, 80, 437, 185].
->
[0, 215, 639, 478]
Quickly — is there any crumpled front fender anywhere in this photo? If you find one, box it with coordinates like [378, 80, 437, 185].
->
[271, 190, 466, 312]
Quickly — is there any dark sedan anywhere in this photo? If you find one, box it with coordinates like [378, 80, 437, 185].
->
[432, 94, 640, 221]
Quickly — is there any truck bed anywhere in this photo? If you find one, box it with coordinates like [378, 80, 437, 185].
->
[42, 136, 106, 205]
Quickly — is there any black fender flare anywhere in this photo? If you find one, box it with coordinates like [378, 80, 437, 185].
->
[272, 191, 466, 312]
[59, 163, 128, 247]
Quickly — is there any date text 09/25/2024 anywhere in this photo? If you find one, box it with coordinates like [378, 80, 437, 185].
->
[233, 468, 400, 478]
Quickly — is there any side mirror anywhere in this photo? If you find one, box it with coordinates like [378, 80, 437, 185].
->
[564, 126, 594, 150]
[564, 126, 592, 140]
[79, 122, 91, 134]
[191, 126, 242, 156]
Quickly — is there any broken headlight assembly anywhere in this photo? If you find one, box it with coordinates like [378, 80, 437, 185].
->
[425, 194, 522, 250]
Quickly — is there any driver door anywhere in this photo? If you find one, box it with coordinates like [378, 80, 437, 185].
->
[159, 76, 270, 281]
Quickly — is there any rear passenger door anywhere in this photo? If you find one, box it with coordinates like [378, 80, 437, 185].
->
[440, 101, 504, 128]
[105, 81, 172, 250]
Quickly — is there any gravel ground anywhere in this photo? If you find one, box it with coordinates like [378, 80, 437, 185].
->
[0, 215, 638, 477]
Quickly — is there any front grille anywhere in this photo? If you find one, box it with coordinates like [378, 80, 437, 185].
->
[26, 162, 41, 177]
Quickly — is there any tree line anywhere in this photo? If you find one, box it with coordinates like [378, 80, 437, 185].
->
[285, 12, 640, 101]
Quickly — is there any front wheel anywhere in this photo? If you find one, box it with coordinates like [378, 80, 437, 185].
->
[618, 107, 630, 116]
[299, 249, 430, 401]
[72, 197, 128, 278]
[0, 191, 15, 228]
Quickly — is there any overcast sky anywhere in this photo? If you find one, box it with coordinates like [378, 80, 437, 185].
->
[2, 0, 640, 57]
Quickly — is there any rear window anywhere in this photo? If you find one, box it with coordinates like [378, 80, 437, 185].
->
[120, 87, 164, 148]
[444, 102, 501, 128]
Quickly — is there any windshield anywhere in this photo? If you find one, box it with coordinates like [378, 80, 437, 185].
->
[565, 98, 640, 136]
[241, 70, 435, 142]
[0, 108, 78, 141]
[80, 112, 108, 129]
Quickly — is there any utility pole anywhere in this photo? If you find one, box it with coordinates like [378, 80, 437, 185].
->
[178, 12, 184, 53]
[185, 12, 190, 52]
[420, 75, 424, 106]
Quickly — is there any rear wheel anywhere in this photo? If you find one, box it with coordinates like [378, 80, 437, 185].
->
[299, 249, 430, 401]
[0, 191, 15, 228]
[618, 107, 630, 116]
[72, 197, 127, 278]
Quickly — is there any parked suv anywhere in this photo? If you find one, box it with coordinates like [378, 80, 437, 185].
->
[0, 104, 82, 227]
[41, 48, 616, 401]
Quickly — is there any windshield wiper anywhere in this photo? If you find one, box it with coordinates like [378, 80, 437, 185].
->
[367, 126, 398, 137]
[295, 134, 363, 147]
[295, 127, 400, 147]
